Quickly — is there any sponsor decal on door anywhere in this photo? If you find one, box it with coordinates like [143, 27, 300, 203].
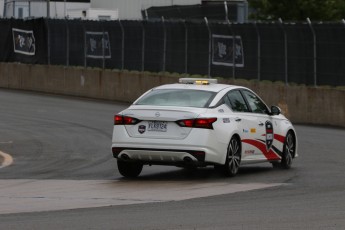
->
[266, 121, 274, 151]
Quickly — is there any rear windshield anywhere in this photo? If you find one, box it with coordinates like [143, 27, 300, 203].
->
[135, 89, 216, 108]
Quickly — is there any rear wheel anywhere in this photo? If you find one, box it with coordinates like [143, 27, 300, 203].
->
[221, 136, 241, 177]
[117, 160, 143, 178]
[281, 131, 295, 169]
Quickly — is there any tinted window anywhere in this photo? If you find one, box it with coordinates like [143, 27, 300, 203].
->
[226, 90, 249, 112]
[135, 89, 216, 108]
[241, 90, 268, 114]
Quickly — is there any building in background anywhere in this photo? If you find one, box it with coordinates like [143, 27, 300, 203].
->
[0, 0, 3, 17]
[92, 0, 248, 22]
[3, 0, 91, 19]
[2, 0, 247, 22]
[202, 0, 248, 22]
[91, 0, 201, 20]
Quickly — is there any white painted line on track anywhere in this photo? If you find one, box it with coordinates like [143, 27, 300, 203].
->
[0, 179, 286, 214]
[0, 151, 13, 169]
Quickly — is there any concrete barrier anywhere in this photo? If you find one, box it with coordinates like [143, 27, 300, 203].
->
[0, 62, 344, 128]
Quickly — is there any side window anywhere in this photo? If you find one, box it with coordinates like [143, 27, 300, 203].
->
[241, 90, 268, 114]
[226, 90, 249, 112]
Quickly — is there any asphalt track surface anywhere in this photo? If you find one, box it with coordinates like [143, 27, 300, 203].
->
[0, 88, 345, 229]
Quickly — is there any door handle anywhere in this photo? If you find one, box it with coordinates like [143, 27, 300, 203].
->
[235, 118, 242, 122]
[258, 122, 264, 126]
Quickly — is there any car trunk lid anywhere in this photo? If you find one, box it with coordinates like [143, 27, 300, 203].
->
[122, 106, 206, 139]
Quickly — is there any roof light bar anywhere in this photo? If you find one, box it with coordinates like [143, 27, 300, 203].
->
[179, 78, 218, 85]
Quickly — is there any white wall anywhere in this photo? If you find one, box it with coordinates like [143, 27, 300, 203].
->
[91, 0, 201, 19]
[0, 0, 4, 17]
[30, 2, 90, 18]
[3, 1, 90, 19]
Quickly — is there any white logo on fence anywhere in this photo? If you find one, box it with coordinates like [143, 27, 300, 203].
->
[217, 42, 227, 58]
[12, 28, 36, 56]
[212, 34, 244, 67]
[85, 31, 111, 59]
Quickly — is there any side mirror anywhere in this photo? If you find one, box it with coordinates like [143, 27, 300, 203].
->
[271, 105, 281, 116]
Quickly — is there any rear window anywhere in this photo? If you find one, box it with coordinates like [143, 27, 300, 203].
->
[135, 89, 216, 108]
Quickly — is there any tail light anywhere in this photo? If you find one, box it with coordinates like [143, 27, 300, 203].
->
[114, 115, 140, 125]
[176, 118, 217, 129]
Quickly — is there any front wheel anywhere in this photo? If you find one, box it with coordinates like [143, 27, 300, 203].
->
[221, 136, 241, 177]
[280, 131, 295, 169]
[117, 160, 143, 178]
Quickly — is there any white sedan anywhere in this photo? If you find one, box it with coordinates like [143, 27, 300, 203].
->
[112, 78, 298, 178]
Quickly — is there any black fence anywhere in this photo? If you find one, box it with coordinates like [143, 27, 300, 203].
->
[1, 18, 345, 86]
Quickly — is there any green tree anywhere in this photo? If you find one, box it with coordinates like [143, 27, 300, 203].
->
[249, 0, 345, 21]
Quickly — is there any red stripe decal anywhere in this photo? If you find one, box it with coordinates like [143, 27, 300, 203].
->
[242, 139, 281, 161]
[274, 134, 285, 143]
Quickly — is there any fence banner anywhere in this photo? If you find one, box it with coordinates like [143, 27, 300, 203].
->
[85, 31, 111, 59]
[212, 34, 244, 67]
[12, 28, 36, 56]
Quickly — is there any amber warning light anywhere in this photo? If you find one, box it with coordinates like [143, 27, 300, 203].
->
[179, 78, 218, 85]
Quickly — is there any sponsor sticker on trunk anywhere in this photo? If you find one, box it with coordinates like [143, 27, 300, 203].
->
[138, 125, 146, 134]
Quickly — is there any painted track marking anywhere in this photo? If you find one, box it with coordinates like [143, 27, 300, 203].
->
[0, 179, 285, 214]
[0, 151, 14, 169]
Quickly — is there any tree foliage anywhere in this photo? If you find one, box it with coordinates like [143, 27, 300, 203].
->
[249, 0, 345, 21]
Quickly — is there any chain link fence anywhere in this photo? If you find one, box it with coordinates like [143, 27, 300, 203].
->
[1, 18, 344, 86]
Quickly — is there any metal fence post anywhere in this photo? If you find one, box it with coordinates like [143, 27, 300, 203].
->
[66, 19, 69, 67]
[47, 0, 50, 18]
[46, 19, 51, 65]
[184, 20, 188, 74]
[162, 17, 167, 72]
[307, 18, 317, 87]
[83, 22, 87, 68]
[102, 27, 105, 69]
[118, 19, 124, 70]
[253, 22, 261, 81]
[279, 18, 288, 85]
[141, 21, 145, 72]
[204, 17, 212, 78]
[227, 20, 236, 79]
[4, 1, 6, 17]
[224, 1, 228, 22]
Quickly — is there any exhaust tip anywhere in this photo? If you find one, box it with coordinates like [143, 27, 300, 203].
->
[121, 154, 130, 160]
[183, 156, 193, 163]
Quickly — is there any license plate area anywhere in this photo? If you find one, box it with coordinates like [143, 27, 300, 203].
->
[148, 121, 167, 132]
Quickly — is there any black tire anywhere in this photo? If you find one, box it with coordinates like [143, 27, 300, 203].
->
[117, 160, 143, 178]
[281, 131, 295, 169]
[221, 136, 241, 177]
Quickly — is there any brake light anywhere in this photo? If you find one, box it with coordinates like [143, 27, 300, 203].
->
[114, 115, 140, 125]
[176, 118, 217, 129]
[177, 119, 194, 127]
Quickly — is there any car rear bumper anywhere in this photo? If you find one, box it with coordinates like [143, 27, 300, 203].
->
[112, 147, 206, 164]
[112, 126, 230, 165]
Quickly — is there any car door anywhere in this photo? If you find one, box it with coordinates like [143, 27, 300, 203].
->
[240, 89, 281, 162]
[224, 90, 261, 161]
